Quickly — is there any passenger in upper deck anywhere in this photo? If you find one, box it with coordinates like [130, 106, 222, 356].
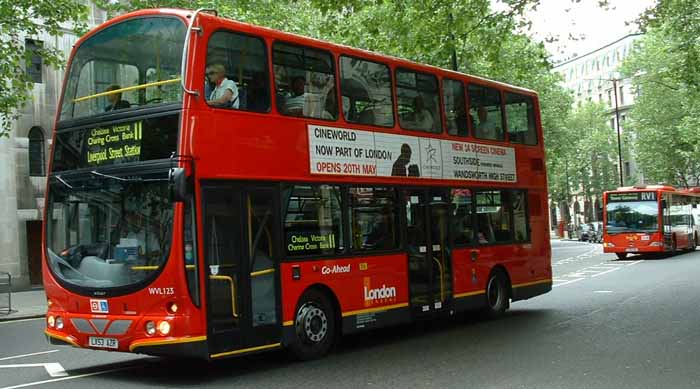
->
[474, 106, 500, 140]
[206, 63, 239, 108]
[104, 85, 131, 112]
[282, 76, 307, 116]
[412, 95, 434, 131]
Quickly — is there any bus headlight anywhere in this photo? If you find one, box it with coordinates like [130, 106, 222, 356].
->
[158, 321, 171, 336]
[650, 242, 664, 247]
[145, 321, 156, 336]
[47, 315, 55, 328]
[55, 316, 64, 330]
[604, 242, 615, 248]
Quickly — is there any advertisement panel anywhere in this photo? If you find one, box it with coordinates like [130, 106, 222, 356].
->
[308, 125, 517, 183]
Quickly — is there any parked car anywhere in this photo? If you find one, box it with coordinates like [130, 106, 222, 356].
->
[589, 222, 603, 243]
[577, 223, 595, 242]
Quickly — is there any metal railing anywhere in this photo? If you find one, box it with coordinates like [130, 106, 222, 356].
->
[0, 272, 10, 315]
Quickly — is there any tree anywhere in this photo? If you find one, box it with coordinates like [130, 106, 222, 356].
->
[0, 1, 88, 137]
[623, 3, 700, 187]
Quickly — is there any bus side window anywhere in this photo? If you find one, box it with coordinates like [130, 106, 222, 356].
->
[468, 84, 504, 141]
[273, 42, 337, 120]
[206, 30, 270, 112]
[396, 68, 442, 133]
[443, 79, 468, 137]
[339, 56, 394, 127]
[349, 187, 399, 251]
[505, 92, 537, 145]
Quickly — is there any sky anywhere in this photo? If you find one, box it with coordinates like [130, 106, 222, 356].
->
[520, 0, 657, 63]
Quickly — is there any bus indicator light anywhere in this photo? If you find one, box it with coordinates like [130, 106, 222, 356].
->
[145, 321, 156, 336]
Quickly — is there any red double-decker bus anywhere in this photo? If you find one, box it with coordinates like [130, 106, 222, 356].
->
[603, 185, 700, 260]
[43, 8, 551, 360]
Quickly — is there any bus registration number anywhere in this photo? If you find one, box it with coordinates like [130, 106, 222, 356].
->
[625, 248, 639, 252]
[88, 336, 118, 349]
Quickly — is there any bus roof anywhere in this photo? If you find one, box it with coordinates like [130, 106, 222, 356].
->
[81, 8, 538, 97]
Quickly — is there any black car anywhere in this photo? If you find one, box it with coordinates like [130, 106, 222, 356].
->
[577, 223, 594, 242]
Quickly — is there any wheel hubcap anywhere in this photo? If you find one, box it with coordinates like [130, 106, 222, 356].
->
[296, 303, 328, 344]
[487, 278, 501, 308]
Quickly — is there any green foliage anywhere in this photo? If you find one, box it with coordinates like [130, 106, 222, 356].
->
[623, 2, 700, 187]
[0, 0, 88, 137]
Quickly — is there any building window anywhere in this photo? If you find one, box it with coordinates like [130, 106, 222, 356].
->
[25, 39, 43, 84]
[607, 90, 612, 106]
[619, 86, 625, 105]
[610, 118, 615, 130]
[624, 161, 631, 178]
[28, 127, 45, 176]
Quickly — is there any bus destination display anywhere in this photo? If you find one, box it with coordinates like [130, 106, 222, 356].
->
[86, 121, 143, 165]
[608, 192, 657, 202]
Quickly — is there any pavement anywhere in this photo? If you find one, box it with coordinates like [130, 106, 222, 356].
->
[0, 289, 47, 322]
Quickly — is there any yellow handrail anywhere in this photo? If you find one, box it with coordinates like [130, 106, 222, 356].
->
[72, 78, 181, 103]
[432, 257, 445, 302]
[250, 268, 275, 277]
[131, 265, 159, 271]
[209, 275, 238, 318]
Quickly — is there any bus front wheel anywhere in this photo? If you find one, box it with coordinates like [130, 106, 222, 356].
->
[289, 289, 336, 360]
[615, 253, 628, 260]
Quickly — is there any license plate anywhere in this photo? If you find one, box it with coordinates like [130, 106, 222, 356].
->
[88, 336, 119, 349]
[625, 247, 639, 252]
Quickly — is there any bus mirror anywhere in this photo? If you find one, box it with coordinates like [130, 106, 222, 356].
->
[169, 168, 188, 202]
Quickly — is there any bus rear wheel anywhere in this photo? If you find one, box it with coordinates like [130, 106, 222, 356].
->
[289, 289, 336, 361]
[481, 270, 509, 319]
[615, 253, 628, 260]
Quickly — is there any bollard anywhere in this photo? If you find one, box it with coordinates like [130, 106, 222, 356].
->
[0, 272, 10, 315]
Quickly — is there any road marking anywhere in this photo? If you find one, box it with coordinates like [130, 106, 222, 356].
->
[593, 290, 614, 293]
[626, 260, 644, 266]
[0, 318, 44, 325]
[0, 363, 67, 377]
[553, 278, 584, 288]
[591, 267, 621, 277]
[0, 366, 133, 389]
[0, 350, 59, 362]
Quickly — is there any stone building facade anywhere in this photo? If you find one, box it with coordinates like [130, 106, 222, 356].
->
[550, 34, 643, 232]
[0, 5, 106, 289]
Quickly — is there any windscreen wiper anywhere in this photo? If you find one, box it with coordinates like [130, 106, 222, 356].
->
[54, 175, 73, 189]
[90, 170, 167, 183]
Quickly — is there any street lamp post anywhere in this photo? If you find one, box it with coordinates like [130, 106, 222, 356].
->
[611, 78, 624, 187]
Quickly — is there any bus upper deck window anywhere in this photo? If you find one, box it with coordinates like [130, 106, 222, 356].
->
[206, 31, 270, 112]
[468, 84, 504, 141]
[339, 56, 394, 127]
[273, 42, 337, 120]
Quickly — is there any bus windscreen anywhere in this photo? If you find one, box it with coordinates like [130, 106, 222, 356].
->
[59, 16, 186, 121]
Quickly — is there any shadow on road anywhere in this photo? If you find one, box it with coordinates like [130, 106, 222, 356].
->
[80, 308, 556, 386]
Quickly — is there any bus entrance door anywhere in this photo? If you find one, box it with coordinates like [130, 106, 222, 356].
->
[203, 185, 280, 359]
[405, 189, 453, 316]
